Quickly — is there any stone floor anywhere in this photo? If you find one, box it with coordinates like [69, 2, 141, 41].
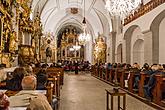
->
[59, 72, 156, 110]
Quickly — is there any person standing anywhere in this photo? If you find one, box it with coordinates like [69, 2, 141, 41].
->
[75, 61, 79, 75]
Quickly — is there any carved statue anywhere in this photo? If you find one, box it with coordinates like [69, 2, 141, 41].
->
[46, 46, 52, 58]
[93, 35, 106, 63]
[9, 31, 17, 53]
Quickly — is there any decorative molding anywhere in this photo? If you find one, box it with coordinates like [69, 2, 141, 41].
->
[124, 0, 165, 25]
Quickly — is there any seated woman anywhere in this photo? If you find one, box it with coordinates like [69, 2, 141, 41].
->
[6, 67, 26, 91]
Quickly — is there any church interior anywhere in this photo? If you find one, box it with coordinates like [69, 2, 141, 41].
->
[0, 0, 165, 110]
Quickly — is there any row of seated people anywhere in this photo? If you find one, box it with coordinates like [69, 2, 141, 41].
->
[59, 60, 90, 71]
[33, 60, 91, 72]
[91, 62, 165, 107]
[0, 64, 63, 110]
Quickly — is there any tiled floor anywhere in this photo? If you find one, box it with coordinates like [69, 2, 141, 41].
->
[59, 73, 156, 110]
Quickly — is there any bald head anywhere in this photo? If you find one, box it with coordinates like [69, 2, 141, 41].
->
[21, 75, 37, 90]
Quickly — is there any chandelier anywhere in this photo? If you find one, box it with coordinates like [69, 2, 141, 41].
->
[78, 26, 90, 45]
[105, 0, 142, 19]
[78, 0, 90, 45]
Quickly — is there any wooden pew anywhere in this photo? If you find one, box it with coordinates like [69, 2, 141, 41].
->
[152, 74, 165, 106]
[47, 73, 61, 98]
[92, 65, 98, 77]
[91, 66, 95, 76]
[96, 66, 99, 77]
[102, 67, 106, 80]
[116, 69, 125, 88]
[46, 82, 54, 104]
[138, 72, 149, 97]
[99, 66, 102, 79]
[119, 70, 129, 88]
[127, 71, 136, 93]
[127, 70, 140, 93]
[105, 68, 110, 81]
[109, 69, 115, 83]
[46, 67, 64, 85]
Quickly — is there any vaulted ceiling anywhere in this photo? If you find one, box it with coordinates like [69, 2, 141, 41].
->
[31, 0, 112, 40]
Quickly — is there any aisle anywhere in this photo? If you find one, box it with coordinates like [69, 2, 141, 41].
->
[59, 73, 155, 110]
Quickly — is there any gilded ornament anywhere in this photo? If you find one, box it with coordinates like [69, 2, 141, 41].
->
[9, 31, 17, 53]
[93, 35, 106, 63]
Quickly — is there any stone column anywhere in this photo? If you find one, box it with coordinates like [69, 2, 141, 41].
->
[109, 32, 116, 63]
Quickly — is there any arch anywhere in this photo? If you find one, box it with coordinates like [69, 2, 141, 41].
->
[123, 25, 139, 64]
[132, 39, 144, 66]
[116, 44, 122, 63]
[150, 9, 165, 64]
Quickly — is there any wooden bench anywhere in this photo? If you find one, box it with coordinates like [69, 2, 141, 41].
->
[99, 66, 103, 79]
[138, 72, 149, 97]
[109, 69, 115, 83]
[116, 69, 125, 88]
[105, 68, 109, 81]
[119, 70, 129, 88]
[152, 74, 165, 106]
[47, 76, 60, 98]
[46, 67, 64, 85]
[46, 82, 54, 104]
[91, 66, 95, 76]
[127, 70, 140, 93]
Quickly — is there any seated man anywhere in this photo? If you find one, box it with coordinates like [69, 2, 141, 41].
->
[9, 75, 52, 110]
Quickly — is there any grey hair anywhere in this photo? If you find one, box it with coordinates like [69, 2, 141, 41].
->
[22, 75, 37, 90]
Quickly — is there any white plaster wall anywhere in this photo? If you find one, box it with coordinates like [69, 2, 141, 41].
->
[132, 39, 144, 67]
[122, 40, 126, 63]
[143, 0, 151, 5]
[143, 31, 153, 65]
[130, 27, 144, 65]
[159, 18, 165, 64]
[116, 44, 122, 63]
[123, 3, 165, 33]
[115, 33, 123, 62]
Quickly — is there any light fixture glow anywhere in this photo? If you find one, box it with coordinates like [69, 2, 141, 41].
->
[69, 48, 74, 51]
[73, 42, 81, 50]
[78, 0, 91, 45]
[105, 0, 142, 19]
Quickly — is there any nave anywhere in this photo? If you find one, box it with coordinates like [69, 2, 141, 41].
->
[59, 72, 155, 110]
